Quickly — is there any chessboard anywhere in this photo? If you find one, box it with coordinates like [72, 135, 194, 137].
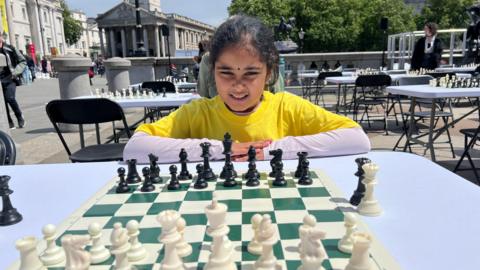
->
[8, 169, 400, 270]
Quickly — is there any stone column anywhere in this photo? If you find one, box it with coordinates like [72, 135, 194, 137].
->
[37, 4, 47, 56]
[129, 57, 155, 84]
[51, 54, 92, 99]
[99, 28, 105, 56]
[0, 55, 10, 134]
[154, 25, 161, 57]
[49, 7, 58, 48]
[131, 28, 137, 50]
[109, 29, 116, 57]
[182, 30, 186, 51]
[5, 0, 15, 45]
[161, 34, 165, 57]
[104, 57, 131, 92]
[121, 28, 127, 57]
[143, 27, 150, 56]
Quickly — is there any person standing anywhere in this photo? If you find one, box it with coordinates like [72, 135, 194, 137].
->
[411, 22, 443, 70]
[0, 35, 26, 129]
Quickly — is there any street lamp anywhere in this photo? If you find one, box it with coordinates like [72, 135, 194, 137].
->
[298, 28, 305, 53]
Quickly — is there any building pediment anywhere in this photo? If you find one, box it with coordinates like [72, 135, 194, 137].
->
[96, 2, 162, 28]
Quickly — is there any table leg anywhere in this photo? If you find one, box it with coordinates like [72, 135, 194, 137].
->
[343, 85, 348, 115]
[427, 100, 437, 162]
[335, 84, 341, 113]
[403, 97, 416, 152]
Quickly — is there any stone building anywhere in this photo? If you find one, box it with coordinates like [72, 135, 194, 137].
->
[66, 10, 104, 59]
[1, 0, 66, 58]
[95, 0, 215, 58]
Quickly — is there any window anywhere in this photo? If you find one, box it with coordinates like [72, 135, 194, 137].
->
[44, 11, 48, 23]
[10, 3, 13, 17]
[24, 36, 30, 45]
[47, 38, 51, 50]
[82, 41, 86, 49]
[14, 35, 19, 49]
[59, 43, 63, 54]
[21, 7, 26, 20]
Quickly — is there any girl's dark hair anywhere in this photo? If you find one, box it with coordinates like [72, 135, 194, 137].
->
[209, 15, 279, 87]
[425, 22, 438, 36]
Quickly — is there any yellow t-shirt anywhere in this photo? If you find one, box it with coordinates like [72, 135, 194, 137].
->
[136, 91, 359, 142]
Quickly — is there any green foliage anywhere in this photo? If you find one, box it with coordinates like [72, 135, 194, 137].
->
[416, 0, 476, 29]
[228, 0, 416, 52]
[60, 0, 83, 46]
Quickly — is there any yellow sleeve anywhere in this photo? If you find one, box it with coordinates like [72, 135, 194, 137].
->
[135, 106, 192, 138]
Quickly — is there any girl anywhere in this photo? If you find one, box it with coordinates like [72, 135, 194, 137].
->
[124, 15, 370, 163]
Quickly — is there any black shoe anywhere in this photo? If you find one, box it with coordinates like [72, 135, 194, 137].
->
[18, 118, 25, 128]
[9, 122, 15, 129]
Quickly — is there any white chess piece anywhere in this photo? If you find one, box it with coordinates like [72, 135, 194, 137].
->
[298, 227, 327, 270]
[16, 236, 45, 270]
[61, 234, 91, 270]
[338, 212, 358, 253]
[298, 214, 317, 255]
[40, 224, 65, 266]
[357, 163, 383, 216]
[157, 210, 186, 270]
[204, 192, 236, 270]
[110, 222, 131, 270]
[176, 217, 192, 257]
[88, 222, 110, 264]
[254, 214, 280, 270]
[344, 232, 375, 270]
[126, 220, 147, 262]
[247, 213, 263, 255]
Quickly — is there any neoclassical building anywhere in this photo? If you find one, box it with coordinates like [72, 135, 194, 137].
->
[66, 10, 104, 58]
[1, 0, 66, 57]
[96, 0, 215, 58]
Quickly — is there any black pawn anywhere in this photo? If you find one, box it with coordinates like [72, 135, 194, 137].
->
[269, 149, 283, 177]
[245, 160, 260, 187]
[116, 167, 131, 193]
[223, 161, 237, 187]
[0, 175, 22, 226]
[126, 159, 141, 184]
[272, 160, 287, 186]
[167, 165, 181, 190]
[298, 159, 313, 185]
[178, 148, 193, 180]
[200, 142, 216, 181]
[141, 167, 155, 192]
[194, 164, 208, 189]
[295, 152, 308, 178]
[148, 154, 163, 184]
[162, 87, 167, 97]
[350, 157, 371, 206]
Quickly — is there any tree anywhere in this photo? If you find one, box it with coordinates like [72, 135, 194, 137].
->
[416, 0, 476, 29]
[60, 0, 83, 46]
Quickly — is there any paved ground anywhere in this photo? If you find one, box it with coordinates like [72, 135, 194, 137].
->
[5, 77, 480, 185]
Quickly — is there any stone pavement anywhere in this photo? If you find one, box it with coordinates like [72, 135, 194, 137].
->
[6, 78, 480, 185]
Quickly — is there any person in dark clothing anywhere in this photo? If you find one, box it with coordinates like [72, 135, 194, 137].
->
[411, 22, 443, 70]
[309, 61, 318, 70]
[41, 56, 48, 74]
[25, 54, 35, 82]
[0, 35, 26, 129]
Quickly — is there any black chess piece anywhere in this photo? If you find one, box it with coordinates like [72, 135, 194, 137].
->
[269, 149, 283, 177]
[272, 160, 287, 186]
[295, 152, 308, 178]
[0, 175, 22, 226]
[167, 165, 181, 190]
[141, 167, 155, 192]
[116, 167, 131, 193]
[200, 142, 217, 181]
[126, 159, 141, 184]
[194, 164, 208, 189]
[223, 161, 238, 187]
[245, 160, 260, 187]
[244, 146, 260, 180]
[178, 148, 193, 180]
[350, 157, 372, 206]
[298, 159, 313, 185]
[148, 154, 163, 184]
[162, 87, 167, 97]
[220, 133, 237, 179]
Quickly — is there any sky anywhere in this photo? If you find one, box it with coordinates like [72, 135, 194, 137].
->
[66, 0, 230, 26]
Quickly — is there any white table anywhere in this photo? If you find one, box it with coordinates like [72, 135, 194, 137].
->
[387, 85, 480, 161]
[101, 93, 200, 108]
[435, 66, 477, 73]
[2, 152, 480, 270]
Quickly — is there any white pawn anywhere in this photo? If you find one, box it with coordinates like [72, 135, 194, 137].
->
[40, 224, 65, 266]
[248, 213, 263, 255]
[298, 227, 327, 270]
[298, 214, 317, 256]
[344, 232, 375, 270]
[176, 216, 192, 257]
[157, 210, 186, 270]
[88, 223, 110, 264]
[62, 234, 91, 270]
[16, 236, 46, 270]
[357, 163, 383, 217]
[254, 214, 280, 270]
[110, 222, 131, 270]
[126, 220, 147, 262]
[338, 212, 358, 253]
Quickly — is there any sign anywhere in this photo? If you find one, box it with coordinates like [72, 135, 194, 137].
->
[0, 0, 8, 35]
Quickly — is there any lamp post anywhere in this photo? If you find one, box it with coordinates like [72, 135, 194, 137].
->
[134, 0, 146, 57]
[298, 28, 305, 53]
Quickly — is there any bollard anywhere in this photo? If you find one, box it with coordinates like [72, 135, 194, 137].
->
[104, 57, 131, 92]
[128, 57, 155, 85]
[51, 53, 92, 99]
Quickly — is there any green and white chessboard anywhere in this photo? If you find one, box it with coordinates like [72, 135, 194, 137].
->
[11, 169, 401, 270]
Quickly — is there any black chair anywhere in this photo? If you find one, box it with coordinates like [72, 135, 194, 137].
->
[310, 71, 342, 106]
[454, 126, 480, 184]
[353, 74, 391, 133]
[141, 81, 176, 94]
[0, 130, 16, 165]
[46, 98, 132, 163]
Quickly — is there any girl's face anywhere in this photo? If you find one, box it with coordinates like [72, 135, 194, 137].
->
[214, 45, 269, 114]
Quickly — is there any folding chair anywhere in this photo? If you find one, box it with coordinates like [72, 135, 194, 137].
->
[454, 126, 480, 184]
[141, 81, 178, 120]
[0, 130, 16, 165]
[311, 71, 342, 106]
[46, 98, 131, 162]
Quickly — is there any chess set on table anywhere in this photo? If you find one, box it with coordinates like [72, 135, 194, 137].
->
[428, 75, 480, 88]
[6, 134, 401, 270]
